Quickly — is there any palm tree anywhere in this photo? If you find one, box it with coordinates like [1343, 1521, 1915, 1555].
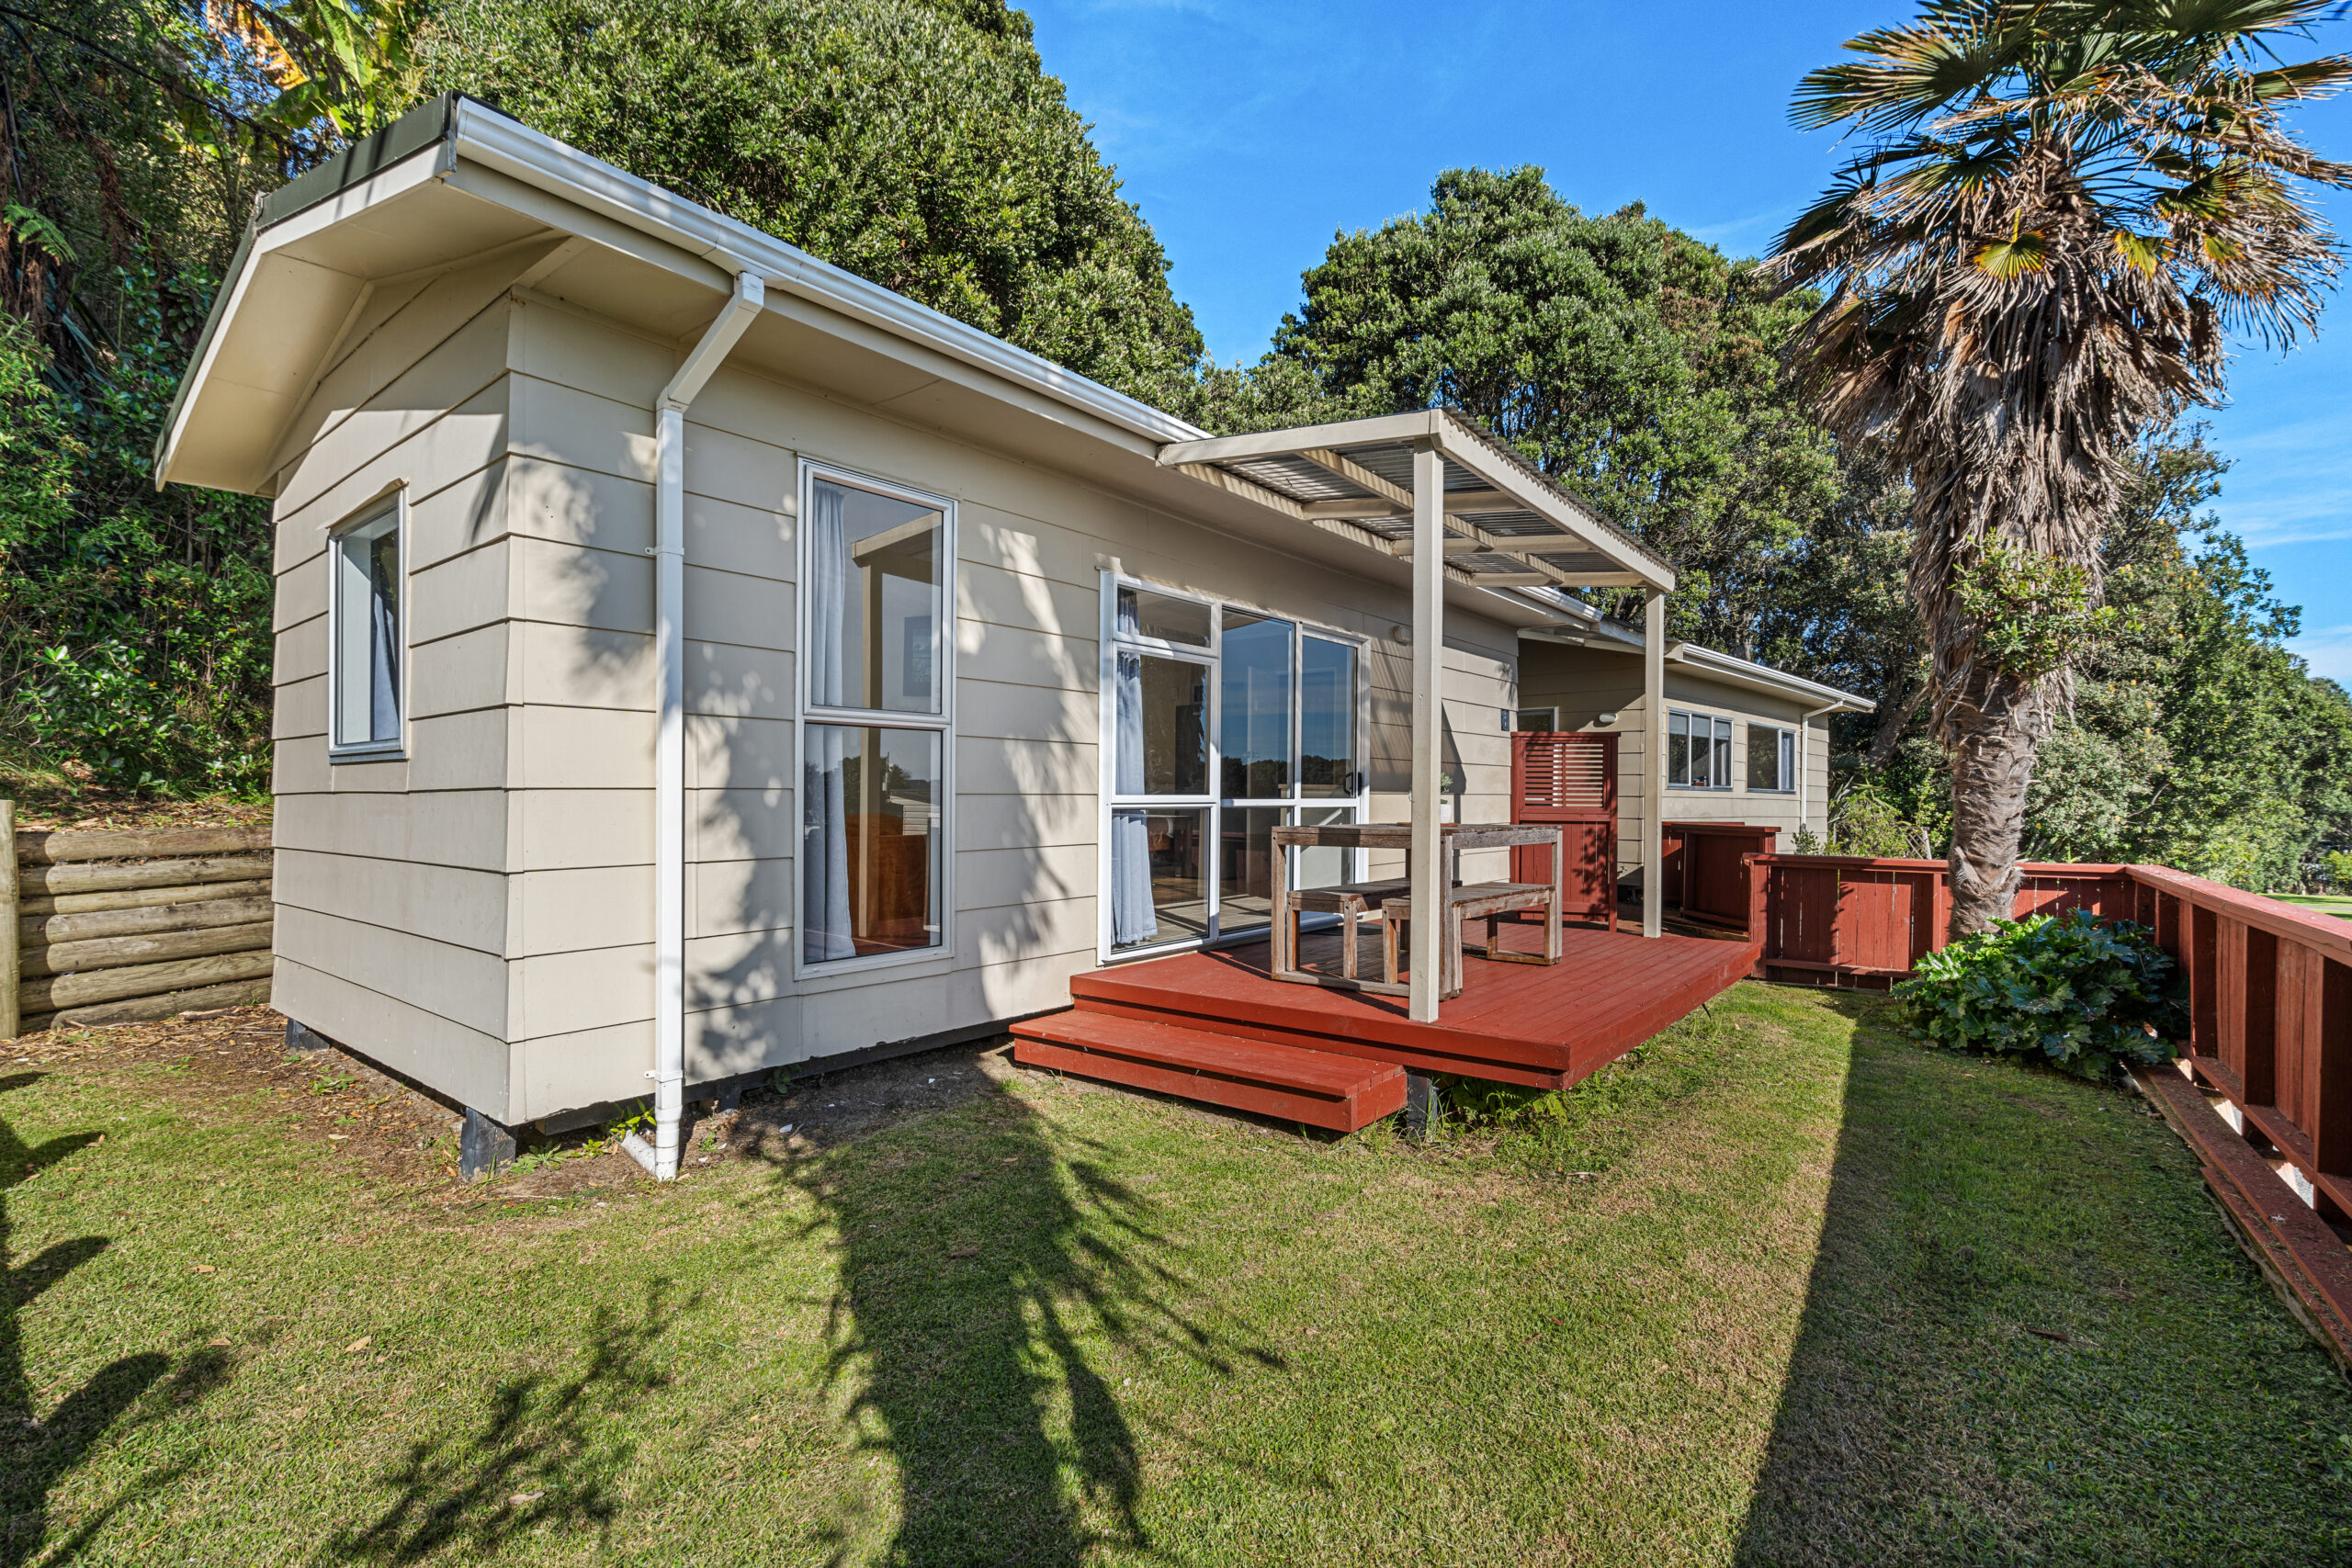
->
[1772, 0, 2352, 933]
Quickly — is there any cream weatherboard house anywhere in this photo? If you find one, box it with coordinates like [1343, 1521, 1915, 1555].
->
[157, 96, 1864, 1172]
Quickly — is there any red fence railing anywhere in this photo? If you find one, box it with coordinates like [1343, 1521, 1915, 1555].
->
[1742, 854, 2136, 987]
[2128, 863, 2352, 1220]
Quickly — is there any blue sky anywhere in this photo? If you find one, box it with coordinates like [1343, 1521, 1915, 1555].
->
[1023, 0, 2352, 679]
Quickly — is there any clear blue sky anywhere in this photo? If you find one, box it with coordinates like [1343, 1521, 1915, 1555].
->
[1023, 0, 2352, 680]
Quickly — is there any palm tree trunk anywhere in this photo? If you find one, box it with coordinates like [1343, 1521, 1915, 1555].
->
[1941, 664, 2051, 939]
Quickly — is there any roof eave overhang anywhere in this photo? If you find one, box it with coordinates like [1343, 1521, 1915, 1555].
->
[157, 93, 1215, 494]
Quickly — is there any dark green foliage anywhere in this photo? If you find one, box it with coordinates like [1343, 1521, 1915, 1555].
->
[1894, 911, 2186, 1080]
[415, 0, 1204, 404]
[0, 288, 274, 795]
[1257, 167, 1840, 648]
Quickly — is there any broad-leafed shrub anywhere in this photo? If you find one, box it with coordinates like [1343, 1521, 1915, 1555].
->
[1894, 910, 2186, 1080]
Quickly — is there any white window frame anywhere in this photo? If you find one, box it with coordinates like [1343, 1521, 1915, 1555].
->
[1096, 571, 1371, 964]
[1747, 722, 1798, 794]
[1666, 707, 1735, 792]
[792, 458, 957, 981]
[324, 490, 408, 764]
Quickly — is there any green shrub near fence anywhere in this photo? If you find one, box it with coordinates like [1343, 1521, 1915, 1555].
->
[1894, 909, 2187, 1081]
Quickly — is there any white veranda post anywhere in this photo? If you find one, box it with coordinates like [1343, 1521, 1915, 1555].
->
[1643, 587, 1666, 941]
[1409, 440, 1446, 1023]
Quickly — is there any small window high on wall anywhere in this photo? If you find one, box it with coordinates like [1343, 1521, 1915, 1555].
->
[799, 465, 954, 972]
[329, 502, 403, 759]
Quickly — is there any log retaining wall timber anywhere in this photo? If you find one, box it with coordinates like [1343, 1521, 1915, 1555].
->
[0, 807, 273, 1035]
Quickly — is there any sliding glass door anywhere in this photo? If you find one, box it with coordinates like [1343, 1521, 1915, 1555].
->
[1104, 576, 1367, 958]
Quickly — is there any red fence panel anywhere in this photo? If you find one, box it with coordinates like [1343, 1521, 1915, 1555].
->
[1511, 731, 1618, 929]
[1743, 855, 2132, 990]
[1660, 822, 1778, 928]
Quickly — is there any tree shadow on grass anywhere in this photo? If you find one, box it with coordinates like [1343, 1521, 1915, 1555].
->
[752, 1066, 1283, 1565]
[1734, 995, 2352, 1567]
[328, 1286, 693, 1564]
[1, 1070, 232, 1568]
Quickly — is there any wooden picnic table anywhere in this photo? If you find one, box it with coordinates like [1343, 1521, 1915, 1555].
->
[1267, 821, 1564, 998]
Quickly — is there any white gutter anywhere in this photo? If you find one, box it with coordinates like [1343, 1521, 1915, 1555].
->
[1797, 700, 1847, 841]
[624, 268, 765, 1182]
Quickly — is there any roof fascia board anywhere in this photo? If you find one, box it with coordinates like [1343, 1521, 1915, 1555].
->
[1157, 411, 1443, 468]
[154, 140, 455, 487]
[1668, 643, 1873, 711]
[1430, 419, 1676, 591]
[447, 101, 1206, 449]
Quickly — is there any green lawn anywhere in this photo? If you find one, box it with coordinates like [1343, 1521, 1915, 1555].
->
[2276, 894, 2352, 919]
[6, 986, 2352, 1565]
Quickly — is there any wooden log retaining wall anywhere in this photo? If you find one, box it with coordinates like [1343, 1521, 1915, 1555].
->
[1, 805, 274, 1036]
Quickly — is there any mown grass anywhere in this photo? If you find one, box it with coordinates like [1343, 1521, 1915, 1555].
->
[5, 985, 2351, 1565]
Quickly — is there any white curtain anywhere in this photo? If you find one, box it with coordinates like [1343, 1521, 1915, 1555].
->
[1110, 649, 1157, 945]
[367, 531, 400, 742]
[803, 483, 855, 963]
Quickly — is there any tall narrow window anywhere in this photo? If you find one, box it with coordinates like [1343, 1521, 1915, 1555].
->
[801, 468, 953, 967]
[330, 504, 402, 756]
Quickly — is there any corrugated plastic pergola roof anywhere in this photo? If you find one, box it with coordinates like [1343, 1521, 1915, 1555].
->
[1157, 408, 1675, 595]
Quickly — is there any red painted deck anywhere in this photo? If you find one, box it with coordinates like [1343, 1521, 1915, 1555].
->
[1012, 919, 1756, 1128]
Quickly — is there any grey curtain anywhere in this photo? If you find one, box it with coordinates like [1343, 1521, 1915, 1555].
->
[367, 528, 400, 742]
[803, 483, 855, 963]
[1110, 649, 1157, 945]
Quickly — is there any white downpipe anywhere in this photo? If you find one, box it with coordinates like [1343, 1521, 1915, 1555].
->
[1797, 701, 1843, 846]
[626, 269, 765, 1182]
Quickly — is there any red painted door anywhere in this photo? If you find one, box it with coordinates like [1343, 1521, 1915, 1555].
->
[1510, 730, 1619, 926]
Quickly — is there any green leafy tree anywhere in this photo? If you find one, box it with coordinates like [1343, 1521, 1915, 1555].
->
[2025, 433, 2352, 887]
[1245, 167, 1841, 653]
[415, 0, 1203, 404]
[1771, 0, 2352, 936]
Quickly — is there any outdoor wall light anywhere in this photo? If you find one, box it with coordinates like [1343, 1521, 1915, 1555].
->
[1389, 624, 1412, 645]
[1595, 711, 1620, 727]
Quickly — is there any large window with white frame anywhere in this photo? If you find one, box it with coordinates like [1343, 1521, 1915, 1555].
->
[328, 496, 405, 761]
[1747, 723, 1797, 793]
[798, 463, 953, 971]
[1102, 574, 1368, 958]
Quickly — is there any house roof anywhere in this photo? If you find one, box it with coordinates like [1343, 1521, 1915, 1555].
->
[155, 94, 1668, 624]
[1523, 619, 1875, 713]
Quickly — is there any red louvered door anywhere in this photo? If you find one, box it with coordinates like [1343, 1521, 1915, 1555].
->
[1510, 731, 1620, 930]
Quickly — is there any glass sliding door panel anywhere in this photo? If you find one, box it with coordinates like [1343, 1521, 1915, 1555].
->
[803, 725, 942, 962]
[1295, 805, 1355, 891]
[1300, 637, 1357, 797]
[808, 478, 944, 715]
[1219, 611, 1295, 799]
[1111, 807, 1207, 951]
[1216, 806, 1286, 932]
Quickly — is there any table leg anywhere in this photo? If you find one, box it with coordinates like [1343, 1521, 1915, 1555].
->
[1548, 827, 1563, 964]
[1271, 830, 1290, 978]
[1341, 906, 1360, 981]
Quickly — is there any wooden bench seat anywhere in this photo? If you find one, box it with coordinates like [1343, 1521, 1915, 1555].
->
[1381, 881, 1561, 998]
[1283, 878, 1409, 981]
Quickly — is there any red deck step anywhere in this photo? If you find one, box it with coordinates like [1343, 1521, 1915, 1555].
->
[1010, 1010, 1407, 1133]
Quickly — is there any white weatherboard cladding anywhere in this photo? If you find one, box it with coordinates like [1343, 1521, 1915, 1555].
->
[257, 243, 1527, 1122]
